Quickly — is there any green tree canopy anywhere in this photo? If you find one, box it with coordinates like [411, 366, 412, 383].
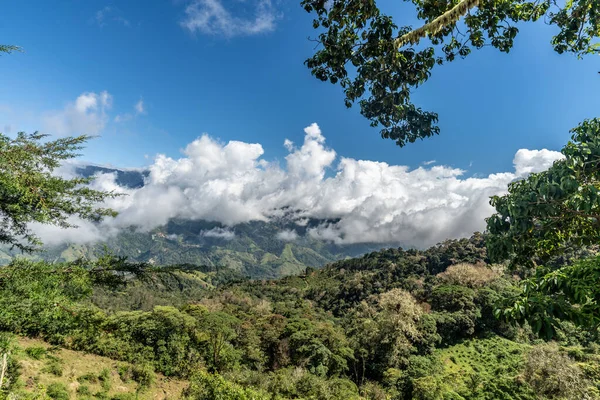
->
[487, 119, 600, 269]
[487, 119, 600, 335]
[0, 132, 119, 251]
[302, 0, 599, 146]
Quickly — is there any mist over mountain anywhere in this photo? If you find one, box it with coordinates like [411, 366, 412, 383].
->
[1, 217, 390, 278]
[2, 124, 564, 277]
[74, 165, 149, 189]
[27, 124, 563, 252]
[2, 163, 389, 277]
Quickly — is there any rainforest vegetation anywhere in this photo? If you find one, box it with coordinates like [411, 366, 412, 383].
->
[0, 232, 599, 399]
[1, 0, 600, 397]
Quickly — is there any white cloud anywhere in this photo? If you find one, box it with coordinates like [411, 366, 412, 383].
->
[513, 149, 564, 176]
[115, 98, 147, 122]
[201, 227, 235, 240]
[43, 91, 112, 136]
[423, 160, 436, 165]
[33, 123, 564, 248]
[276, 230, 298, 241]
[94, 6, 130, 27]
[180, 0, 278, 38]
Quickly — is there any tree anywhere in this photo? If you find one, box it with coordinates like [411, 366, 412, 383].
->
[487, 119, 600, 334]
[284, 317, 353, 377]
[0, 132, 119, 251]
[522, 343, 595, 399]
[1, 45, 116, 252]
[196, 311, 241, 371]
[502, 256, 600, 336]
[302, 0, 599, 146]
[347, 289, 424, 382]
[487, 119, 600, 269]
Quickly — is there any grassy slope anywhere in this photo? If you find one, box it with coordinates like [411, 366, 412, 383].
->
[12, 337, 187, 399]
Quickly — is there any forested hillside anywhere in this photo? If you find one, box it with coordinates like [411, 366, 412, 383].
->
[1, 236, 599, 399]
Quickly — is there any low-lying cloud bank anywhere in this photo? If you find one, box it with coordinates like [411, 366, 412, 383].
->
[39, 123, 564, 248]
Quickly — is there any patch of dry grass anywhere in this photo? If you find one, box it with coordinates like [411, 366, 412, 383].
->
[14, 336, 187, 399]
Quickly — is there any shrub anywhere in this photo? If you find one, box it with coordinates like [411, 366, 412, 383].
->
[183, 371, 269, 400]
[99, 368, 112, 391]
[110, 394, 136, 400]
[25, 346, 47, 360]
[117, 364, 131, 383]
[42, 357, 64, 377]
[46, 382, 70, 400]
[77, 385, 92, 396]
[78, 372, 99, 384]
[131, 363, 155, 391]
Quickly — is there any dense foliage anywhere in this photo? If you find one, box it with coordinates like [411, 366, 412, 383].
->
[303, 0, 599, 146]
[487, 119, 600, 336]
[1, 236, 599, 399]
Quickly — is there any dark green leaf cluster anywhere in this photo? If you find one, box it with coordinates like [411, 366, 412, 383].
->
[302, 0, 594, 146]
[487, 119, 600, 335]
[496, 255, 600, 338]
[488, 119, 600, 269]
[0, 45, 21, 55]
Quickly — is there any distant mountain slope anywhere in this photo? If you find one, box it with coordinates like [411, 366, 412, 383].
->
[1, 218, 390, 278]
[74, 164, 149, 188]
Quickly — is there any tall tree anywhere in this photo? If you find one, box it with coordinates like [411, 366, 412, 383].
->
[1, 43, 118, 252]
[0, 132, 119, 252]
[302, 0, 599, 146]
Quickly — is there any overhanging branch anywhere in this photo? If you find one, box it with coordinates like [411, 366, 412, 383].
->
[396, 0, 480, 48]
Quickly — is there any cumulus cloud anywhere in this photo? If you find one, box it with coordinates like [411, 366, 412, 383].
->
[43, 91, 112, 136]
[201, 227, 236, 240]
[180, 0, 278, 38]
[276, 230, 298, 241]
[33, 123, 564, 248]
[513, 149, 564, 176]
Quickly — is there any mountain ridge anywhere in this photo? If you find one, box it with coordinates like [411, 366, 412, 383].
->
[1, 218, 393, 278]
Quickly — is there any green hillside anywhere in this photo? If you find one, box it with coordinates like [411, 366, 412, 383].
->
[1, 234, 599, 399]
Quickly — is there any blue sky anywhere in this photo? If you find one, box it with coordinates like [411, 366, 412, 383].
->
[1, 0, 598, 176]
